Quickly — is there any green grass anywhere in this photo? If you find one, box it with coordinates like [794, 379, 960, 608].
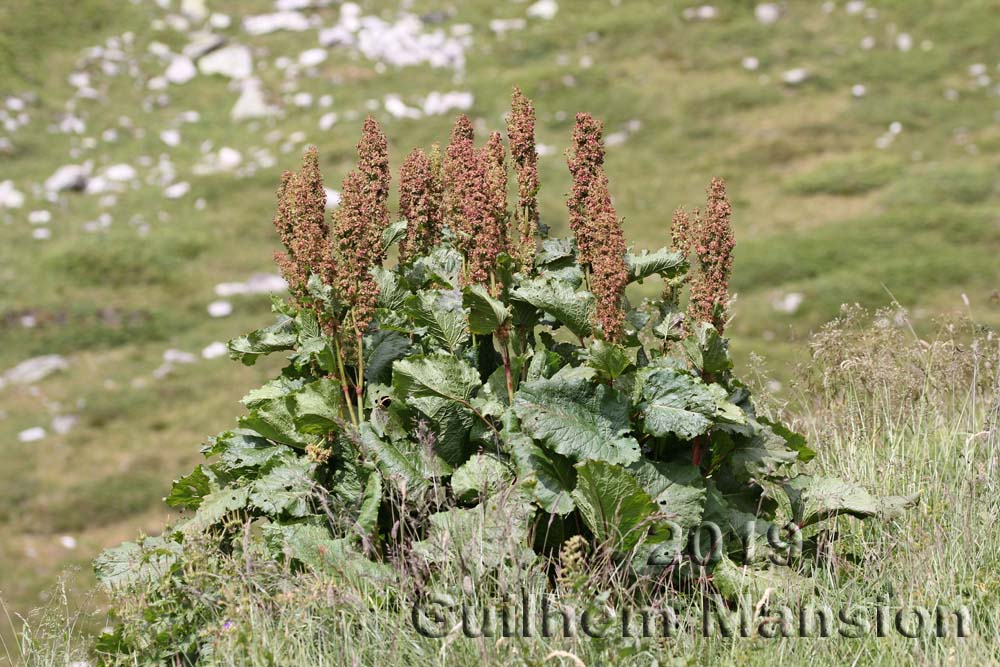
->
[0, 0, 998, 654]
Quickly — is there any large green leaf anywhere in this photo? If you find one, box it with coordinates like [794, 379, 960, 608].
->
[571, 460, 657, 552]
[228, 318, 297, 366]
[202, 429, 285, 470]
[180, 486, 251, 534]
[291, 378, 344, 434]
[403, 290, 469, 352]
[364, 329, 412, 385]
[640, 369, 717, 439]
[625, 247, 686, 284]
[249, 457, 316, 518]
[585, 339, 633, 381]
[782, 475, 917, 528]
[381, 219, 408, 249]
[628, 460, 706, 531]
[683, 322, 733, 376]
[451, 453, 513, 502]
[729, 421, 800, 483]
[511, 276, 594, 339]
[513, 376, 640, 466]
[463, 284, 511, 335]
[165, 465, 213, 511]
[511, 435, 576, 515]
[95, 536, 182, 590]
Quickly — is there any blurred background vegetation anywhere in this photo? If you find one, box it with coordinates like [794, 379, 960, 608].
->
[0, 0, 996, 636]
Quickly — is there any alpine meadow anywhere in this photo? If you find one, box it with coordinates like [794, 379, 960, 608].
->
[0, 1, 998, 666]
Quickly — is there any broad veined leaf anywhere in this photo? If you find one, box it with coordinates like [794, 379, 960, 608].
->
[364, 329, 412, 385]
[729, 421, 800, 483]
[262, 523, 395, 582]
[382, 219, 408, 249]
[782, 475, 917, 528]
[408, 245, 463, 288]
[535, 237, 576, 268]
[451, 453, 513, 502]
[180, 486, 251, 534]
[513, 376, 640, 466]
[290, 378, 344, 434]
[356, 471, 382, 537]
[229, 318, 297, 366]
[403, 290, 469, 352]
[463, 284, 511, 335]
[238, 395, 308, 447]
[571, 460, 657, 552]
[627, 460, 706, 531]
[202, 429, 285, 470]
[374, 266, 410, 311]
[626, 247, 686, 284]
[95, 536, 182, 589]
[585, 339, 633, 381]
[511, 276, 594, 339]
[249, 457, 316, 518]
[358, 424, 436, 495]
[511, 435, 576, 515]
[165, 465, 213, 510]
[241, 377, 306, 409]
[760, 417, 816, 463]
[711, 555, 811, 601]
[683, 322, 733, 376]
[640, 368, 717, 439]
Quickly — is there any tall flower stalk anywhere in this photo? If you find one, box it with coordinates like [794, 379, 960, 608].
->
[507, 86, 539, 269]
[686, 178, 734, 334]
[330, 116, 391, 420]
[398, 146, 444, 263]
[566, 113, 628, 342]
[272, 147, 337, 326]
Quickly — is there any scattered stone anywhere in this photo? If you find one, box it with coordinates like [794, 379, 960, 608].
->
[243, 12, 311, 35]
[214, 273, 287, 297]
[1, 355, 69, 387]
[182, 32, 227, 60]
[896, 33, 913, 52]
[754, 3, 780, 25]
[32, 228, 52, 240]
[217, 147, 242, 169]
[527, 0, 559, 20]
[28, 210, 51, 224]
[319, 111, 338, 130]
[851, 83, 867, 97]
[209, 13, 232, 30]
[0, 180, 24, 208]
[207, 300, 233, 317]
[201, 341, 229, 359]
[682, 5, 718, 21]
[51, 414, 79, 435]
[298, 48, 328, 67]
[845, 1, 865, 15]
[18, 427, 47, 443]
[199, 44, 253, 79]
[104, 163, 137, 182]
[742, 56, 760, 71]
[45, 164, 89, 192]
[160, 128, 181, 146]
[180, 0, 209, 22]
[490, 18, 526, 35]
[163, 349, 198, 364]
[324, 188, 341, 208]
[231, 79, 277, 120]
[58, 535, 78, 550]
[772, 292, 804, 314]
[165, 56, 197, 84]
[782, 68, 809, 85]
[163, 181, 191, 199]
[422, 91, 474, 116]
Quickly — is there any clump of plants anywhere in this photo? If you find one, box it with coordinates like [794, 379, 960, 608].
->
[96, 88, 912, 659]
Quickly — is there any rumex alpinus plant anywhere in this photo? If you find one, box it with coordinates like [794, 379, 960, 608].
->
[95, 89, 913, 663]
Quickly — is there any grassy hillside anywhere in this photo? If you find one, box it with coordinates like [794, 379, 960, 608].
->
[0, 0, 997, 638]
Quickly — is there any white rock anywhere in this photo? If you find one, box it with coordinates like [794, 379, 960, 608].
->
[1, 355, 68, 386]
[896, 33, 913, 52]
[319, 111, 338, 130]
[18, 427, 47, 443]
[889, 121, 902, 135]
[32, 228, 51, 240]
[163, 349, 197, 364]
[160, 128, 181, 146]
[231, 79, 277, 120]
[605, 131, 628, 147]
[214, 273, 287, 296]
[243, 12, 310, 35]
[217, 146, 242, 169]
[180, 0, 208, 22]
[0, 180, 24, 208]
[384, 95, 421, 119]
[298, 48, 328, 67]
[209, 13, 232, 29]
[104, 163, 137, 182]
[28, 210, 51, 224]
[165, 56, 197, 84]
[422, 90, 474, 116]
[201, 341, 228, 359]
[682, 5, 718, 20]
[207, 300, 233, 317]
[845, 0, 865, 15]
[44, 164, 88, 192]
[292, 92, 313, 108]
[324, 188, 341, 208]
[163, 181, 190, 199]
[527, 0, 558, 20]
[741, 56, 760, 71]
[772, 292, 804, 314]
[860, 35, 875, 50]
[51, 414, 79, 435]
[182, 32, 226, 60]
[754, 3, 780, 25]
[58, 535, 77, 550]
[851, 83, 867, 97]
[490, 18, 526, 35]
[969, 63, 987, 77]
[782, 68, 809, 85]
[199, 44, 253, 79]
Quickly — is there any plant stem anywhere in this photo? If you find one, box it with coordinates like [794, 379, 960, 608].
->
[333, 336, 358, 425]
[356, 330, 365, 422]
